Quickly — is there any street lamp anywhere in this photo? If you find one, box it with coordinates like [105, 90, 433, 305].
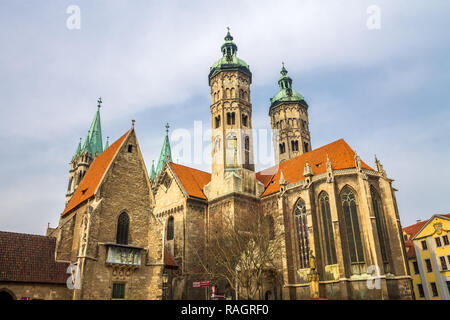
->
[162, 270, 169, 300]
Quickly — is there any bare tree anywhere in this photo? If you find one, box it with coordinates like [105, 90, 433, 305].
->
[191, 209, 284, 300]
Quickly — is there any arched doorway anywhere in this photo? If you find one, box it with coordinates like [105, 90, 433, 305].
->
[0, 289, 16, 300]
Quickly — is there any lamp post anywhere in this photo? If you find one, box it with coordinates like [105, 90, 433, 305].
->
[162, 270, 169, 300]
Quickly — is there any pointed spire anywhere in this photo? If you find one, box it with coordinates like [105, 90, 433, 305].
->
[73, 138, 82, 158]
[155, 123, 172, 176]
[279, 169, 287, 185]
[354, 152, 361, 171]
[82, 98, 103, 157]
[303, 161, 313, 177]
[150, 160, 156, 181]
[104, 136, 110, 151]
[326, 153, 332, 170]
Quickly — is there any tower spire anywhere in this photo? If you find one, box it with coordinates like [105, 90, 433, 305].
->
[155, 123, 172, 176]
[82, 98, 104, 157]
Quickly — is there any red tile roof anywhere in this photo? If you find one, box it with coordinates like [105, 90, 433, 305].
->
[404, 240, 416, 259]
[257, 139, 373, 197]
[62, 131, 129, 216]
[164, 249, 179, 268]
[402, 213, 450, 259]
[169, 163, 211, 200]
[0, 231, 69, 284]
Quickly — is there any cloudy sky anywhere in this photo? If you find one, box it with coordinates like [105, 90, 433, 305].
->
[0, 0, 449, 234]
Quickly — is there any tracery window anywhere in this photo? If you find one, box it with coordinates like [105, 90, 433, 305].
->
[341, 187, 365, 268]
[116, 212, 129, 245]
[319, 192, 337, 265]
[294, 199, 309, 268]
[167, 216, 174, 241]
[370, 187, 389, 265]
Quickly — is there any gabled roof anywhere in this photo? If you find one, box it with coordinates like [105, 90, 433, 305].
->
[403, 220, 428, 239]
[169, 163, 211, 200]
[411, 213, 450, 240]
[0, 231, 69, 284]
[257, 139, 373, 197]
[62, 130, 130, 216]
[164, 249, 179, 268]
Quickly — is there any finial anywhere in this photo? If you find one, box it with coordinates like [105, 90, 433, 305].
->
[224, 27, 233, 41]
[165, 123, 170, 135]
[97, 97, 102, 108]
[132, 119, 135, 128]
[303, 161, 314, 177]
[281, 62, 288, 76]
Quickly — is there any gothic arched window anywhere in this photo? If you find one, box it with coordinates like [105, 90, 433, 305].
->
[370, 187, 389, 265]
[167, 216, 174, 241]
[294, 199, 309, 269]
[116, 212, 129, 245]
[341, 187, 365, 266]
[244, 136, 250, 165]
[319, 192, 337, 265]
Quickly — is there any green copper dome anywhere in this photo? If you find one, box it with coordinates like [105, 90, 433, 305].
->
[270, 64, 308, 110]
[209, 28, 252, 81]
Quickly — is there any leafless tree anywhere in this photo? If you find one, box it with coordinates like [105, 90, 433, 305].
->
[190, 209, 284, 300]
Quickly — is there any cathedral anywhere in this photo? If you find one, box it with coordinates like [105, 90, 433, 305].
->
[0, 30, 413, 300]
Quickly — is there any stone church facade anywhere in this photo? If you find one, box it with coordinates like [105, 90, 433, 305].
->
[0, 30, 413, 300]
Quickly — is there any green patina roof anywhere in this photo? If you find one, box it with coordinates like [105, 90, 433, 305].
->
[104, 136, 110, 151]
[82, 103, 103, 157]
[73, 138, 82, 159]
[155, 123, 172, 176]
[209, 28, 251, 80]
[270, 64, 307, 109]
[149, 160, 156, 181]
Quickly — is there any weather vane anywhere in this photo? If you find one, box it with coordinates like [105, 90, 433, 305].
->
[97, 97, 102, 108]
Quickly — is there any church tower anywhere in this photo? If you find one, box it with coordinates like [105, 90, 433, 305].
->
[65, 98, 104, 205]
[204, 29, 261, 200]
[269, 64, 311, 164]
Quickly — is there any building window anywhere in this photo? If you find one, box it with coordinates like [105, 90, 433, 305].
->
[447, 255, 450, 266]
[226, 112, 236, 125]
[421, 240, 428, 250]
[425, 259, 433, 273]
[291, 140, 299, 152]
[244, 136, 250, 165]
[242, 114, 248, 127]
[412, 261, 420, 274]
[443, 235, 449, 246]
[112, 283, 125, 299]
[341, 187, 365, 267]
[370, 187, 389, 264]
[294, 198, 309, 269]
[116, 212, 129, 245]
[430, 282, 439, 297]
[128, 144, 133, 153]
[215, 116, 221, 128]
[435, 237, 442, 248]
[417, 284, 425, 298]
[303, 142, 309, 152]
[447, 281, 450, 295]
[279, 143, 286, 154]
[167, 216, 174, 241]
[319, 192, 337, 265]
[440, 256, 448, 271]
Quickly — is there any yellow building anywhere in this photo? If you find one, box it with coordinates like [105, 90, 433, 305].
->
[403, 214, 450, 300]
